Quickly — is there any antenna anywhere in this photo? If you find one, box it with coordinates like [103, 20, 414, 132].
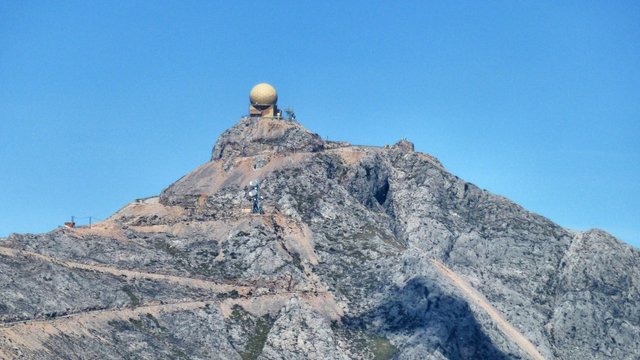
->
[285, 107, 296, 121]
[247, 180, 264, 214]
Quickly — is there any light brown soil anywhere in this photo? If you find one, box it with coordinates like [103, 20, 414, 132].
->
[0, 246, 252, 295]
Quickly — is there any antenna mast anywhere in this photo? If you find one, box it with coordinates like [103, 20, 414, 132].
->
[248, 180, 263, 214]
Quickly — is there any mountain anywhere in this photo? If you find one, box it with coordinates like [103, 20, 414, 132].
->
[1, 117, 638, 359]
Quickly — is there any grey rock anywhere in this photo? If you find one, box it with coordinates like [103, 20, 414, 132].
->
[1, 117, 638, 359]
[211, 117, 325, 165]
[259, 297, 349, 360]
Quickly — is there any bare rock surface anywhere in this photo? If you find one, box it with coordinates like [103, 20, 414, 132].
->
[1, 117, 638, 359]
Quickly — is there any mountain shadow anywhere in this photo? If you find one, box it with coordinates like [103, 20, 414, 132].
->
[343, 277, 514, 359]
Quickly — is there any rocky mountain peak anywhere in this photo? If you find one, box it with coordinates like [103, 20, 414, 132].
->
[211, 117, 326, 163]
[1, 114, 638, 360]
[389, 139, 415, 152]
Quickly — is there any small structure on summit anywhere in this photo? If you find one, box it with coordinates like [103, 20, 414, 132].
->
[64, 216, 76, 229]
[249, 83, 282, 118]
[385, 138, 415, 152]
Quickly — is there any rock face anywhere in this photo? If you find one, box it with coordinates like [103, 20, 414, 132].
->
[1, 117, 638, 360]
[211, 117, 325, 167]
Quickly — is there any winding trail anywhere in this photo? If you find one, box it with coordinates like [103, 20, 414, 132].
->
[0, 242, 546, 359]
[0, 288, 338, 358]
[0, 296, 255, 357]
[1, 299, 213, 329]
[0, 244, 342, 358]
[0, 245, 340, 327]
[0, 246, 252, 294]
[430, 258, 546, 360]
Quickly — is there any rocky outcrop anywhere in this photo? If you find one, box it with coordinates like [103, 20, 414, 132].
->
[211, 117, 325, 164]
[1, 117, 638, 359]
[259, 297, 350, 360]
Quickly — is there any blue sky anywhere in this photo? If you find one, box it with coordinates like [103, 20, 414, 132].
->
[1, 1, 638, 247]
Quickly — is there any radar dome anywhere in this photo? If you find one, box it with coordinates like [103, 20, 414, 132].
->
[250, 83, 278, 106]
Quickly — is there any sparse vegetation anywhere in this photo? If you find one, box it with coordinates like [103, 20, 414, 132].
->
[371, 336, 397, 360]
[290, 252, 304, 272]
[229, 290, 239, 299]
[153, 240, 183, 258]
[122, 285, 140, 306]
[128, 317, 144, 330]
[230, 305, 275, 360]
[146, 313, 163, 329]
[240, 317, 273, 360]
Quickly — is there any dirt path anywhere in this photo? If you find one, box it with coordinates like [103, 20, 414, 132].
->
[0, 240, 546, 359]
[430, 258, 546, 360]
[0, 298, 218, 357]
[0, 290, 340, 359]
[0, 246, 253, 294]
[0, 299, 211, 328]
[0, 245, 342, 326]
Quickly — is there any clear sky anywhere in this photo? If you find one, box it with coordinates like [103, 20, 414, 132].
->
[1, 1, 638, 247]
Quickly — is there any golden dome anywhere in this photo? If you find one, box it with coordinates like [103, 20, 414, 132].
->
[249, 83, 277, 106]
